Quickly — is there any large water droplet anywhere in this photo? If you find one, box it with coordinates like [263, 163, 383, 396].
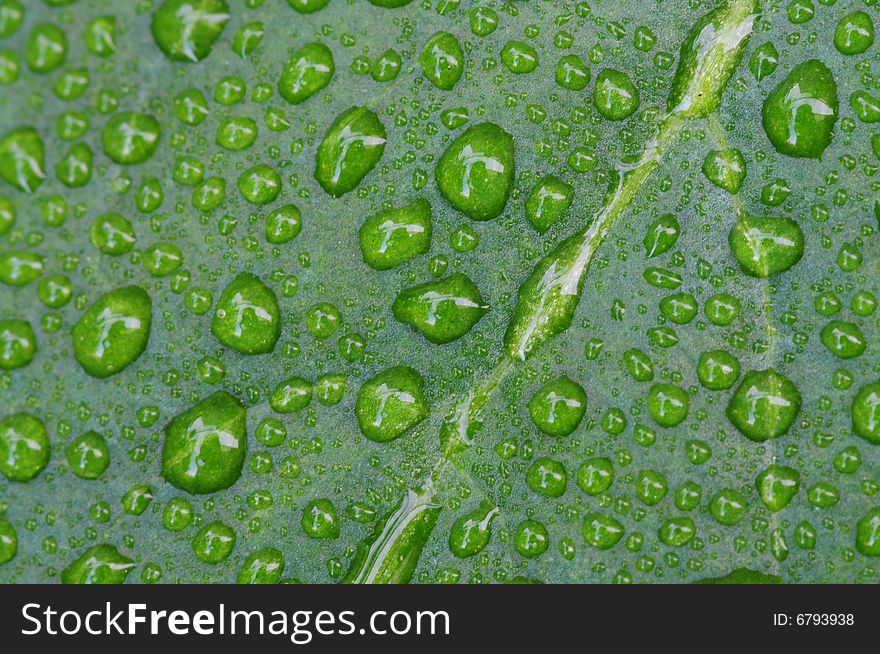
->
[72, 286, 152, 378]
[852, 382, 880, 445]
[392, 272, 488, 344]
[728, 214, 804, 277]
[0, 412, 50, 482]
[278, 42, 334, 105]
[314, 106, 386, 197]
[527, 376, 587, 437]
[726, 369, 802, 441]
[355, 366, 428, 443]
[151, 0, 229, 63]
[436, 122, 514, 221]
[359, 199, 432, 270]
[762, 59, 838, 159]
[161, 391, 247, 494]
[211, 272, 280, 354]
[61, 545, 134, 584]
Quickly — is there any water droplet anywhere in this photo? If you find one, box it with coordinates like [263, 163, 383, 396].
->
[355, 366, 428, 443]
[527, 376, 587, 437]
[635, 469, 668, 506]
[212, 272, 280, 354]
[514, 519, 549, 558]
[420, 31, 463, 90]
[448, 500, 498, 558]
[278, 42, 334, 105]
[0, 319, 36, 370]
[263, 204, 302, 245]
[270, 376, 312, 413]
[72, 286, 152, 378]
[806, 481, 839, 508]
[755, 464, 800, 512]
[726, 369, 802, 441]
[0, 0, 24, 39]
[238, 163, 281, 205]
[65, 431, 109, 480]
[55, 142, 92, 188]
[0, 196, 14, 235]
[237, 547, 285, 583]
[697, 349, 740, 390]
[367, 0, 414, 7]
[749, 41, 778, 81]
[90, 213, 136, 256]
[393, 272, 488, 344]
[192, 521, 236, 563]
[136, 177, 164, 212]
[675, 481, 702, 510]
[593, 68, 639, 120]
[306, 302, 341, 339]
[525, 175, 573, 234]
[143, 242, 183, 277]
[856, 507, 880, 557]
[647, 383, 689, 427]
[643, 266, 682, 289]
[704, 292, 740, 326]
[0, 250, 44, 286]
[436, 122, 514, 221]
[852, 382, 880, 445]
[851, 290, 877, 317]
[659, 292, 697, 324]
[0, 412, 50, 482]
[0, 518, 16, 565]
[61, 544, 134, 584]
[122, 484, 154, 515]
[174, 88, 209, 125]
[301, 498, 339, 539]
[501, 40, 538, 74]
[702, 148, 745, 193]
[27, 23, 67, 73]
[101, 112, 161, 164]
[162, 497, 193, 532]
[161, 391, 247, 494]
[820, 321, 865, 359]
[582, 512, 624, 549]
[316, 374, 346, 406]
[762, 59, 838, 159]
[834, 446, 861, 474]
[289, 0, 330, 12]
[728, 214, 804, 277]
[834, 11, 874, 56]
[623, 348, 654, 382]
[709, 488, 748, 525]
[468, 6, 497, 36]
[359, 199, 432, 270]
[577, 457, 614, 495]
[555, 54, 590, 91]
[216, 116, 258, 151]
[0, 127, 45, 192]
[232, 21, 264, 58]
[658, 517, 695, 546]
[850, 90, 880, 124]
[643, 213, 679, 258]
[372, 48, 401, 82]
[315, 106, 386, 197]
[526, 457, 568, 497]
[151, 0, 229, 63]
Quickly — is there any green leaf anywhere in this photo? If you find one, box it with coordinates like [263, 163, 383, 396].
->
[1, 0, 878, 585]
